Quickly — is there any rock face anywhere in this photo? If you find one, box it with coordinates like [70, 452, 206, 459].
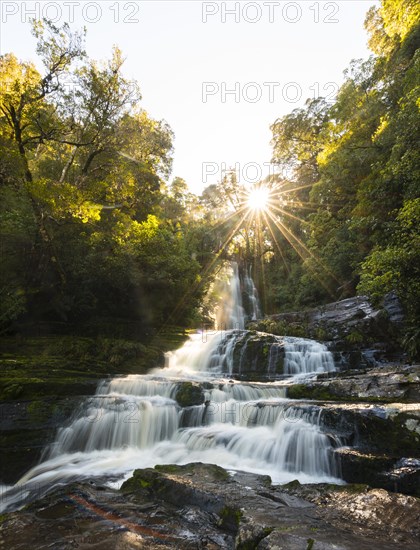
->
[287, 364, 420, 403]
[249, 294, 406, 367]
[230, 331, 284, 378]
[1, 463, 419, 549]
[0, 396, 85, 483]
[286, 400, 420, 496]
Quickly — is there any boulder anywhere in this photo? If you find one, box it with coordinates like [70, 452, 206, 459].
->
[174, 382, 205, 407]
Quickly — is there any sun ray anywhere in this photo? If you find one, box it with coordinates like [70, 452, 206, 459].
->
[265, 210, 336, 297]
[265, 209, 339, 294]
[159, 209, 251, 329]
[262, 211, 290, 274]
[268, 203, 310, 225]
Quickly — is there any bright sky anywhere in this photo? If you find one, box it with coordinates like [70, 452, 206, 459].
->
[1, 1, 379, 193]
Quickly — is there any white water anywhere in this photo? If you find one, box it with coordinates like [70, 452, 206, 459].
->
[216, 262, 245, 330]
[0, 264, 342, 513]
[244, 266, 262, 320]
[284, 337, 336, 375]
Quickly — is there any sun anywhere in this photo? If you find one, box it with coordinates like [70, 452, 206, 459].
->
[247, 186, 270, 212]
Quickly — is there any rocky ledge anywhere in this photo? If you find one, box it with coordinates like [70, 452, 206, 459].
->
[287, 364, 420, 403]
[249, 293, 406, 365]
[1, 463, 419, 549]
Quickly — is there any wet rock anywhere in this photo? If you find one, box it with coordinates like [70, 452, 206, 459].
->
[230, 331, 285, 379]
[0, 397, 84, 483]
[280, 481, 420, 549]
[175, 382, 205, 407]
[336, 448, 395, 487]
[3, 464, 419, 549]
[320, 402, 420, 456]
[249, 295, 406, 367]
[378, 458, 420, 496]
[287, 364, 420, 403]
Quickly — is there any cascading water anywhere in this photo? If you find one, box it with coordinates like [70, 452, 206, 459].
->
[216, 262, 245, 330]
[0, 263, 342, 513]
[284, 337, 336, 376]
[243, 266, 262, 320]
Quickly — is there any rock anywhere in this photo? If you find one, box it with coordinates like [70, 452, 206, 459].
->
[249, 295, 407, 368]
[286, 364, 420, 403]
[320, 402, 420, 457]
[383, 291, 405, 325]
[0, 397, 84, 483]
[230, 331, 284, 379]
[378, 458, 420, 496]
[336, 448, 396, 487]
[175, 382, 205, 407]
[2, 464, 419, 549]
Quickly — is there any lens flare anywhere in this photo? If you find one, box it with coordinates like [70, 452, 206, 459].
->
[247, 186, 270, 212]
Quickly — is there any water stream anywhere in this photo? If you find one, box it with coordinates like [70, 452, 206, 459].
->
[0, 263, 342, 513]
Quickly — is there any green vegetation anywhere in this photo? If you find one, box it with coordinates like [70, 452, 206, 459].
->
[0, 332, 186, 401]
[0, 21, 213, 341]
[264, 0, 420, 355]
[0, 1, 419, 358]
[218, 505, 243, 531]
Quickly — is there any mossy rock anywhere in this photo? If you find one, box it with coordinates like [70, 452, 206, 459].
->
[121, 464, 228, 517]
[155, 462, 230, 481]
[175, 382, 204, 407]
[287, 384, 336, 401]
[218, 504, 242, 531]
[230, 332, 284, 377]
[121, 468, 161, 493]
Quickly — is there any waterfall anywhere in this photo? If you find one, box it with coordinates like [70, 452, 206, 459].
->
[216, 262, 245, 330]
[0, 323, 342, 513]
[284, 337, 336, 375]
[243, 266, 262, 320]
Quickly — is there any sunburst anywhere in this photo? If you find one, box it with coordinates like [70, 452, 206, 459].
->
[246, 186, 270, 212]
[161, 177, 340, 327]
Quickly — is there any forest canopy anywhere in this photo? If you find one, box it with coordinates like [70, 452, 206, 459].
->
[0, 1, 419, 354]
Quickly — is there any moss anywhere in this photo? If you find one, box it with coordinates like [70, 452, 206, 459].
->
[1, 382, 23, 400]
[120, 468, 159, 493]
[218, 505, 242, 531]
[237, 527, 274, 550]
[313, 326, 330, 341]
[340, 483, 370, 494]
[209, 464, 230, 481]
[282, 479, 301, 490]
[154, 463, 230, 481]
[175, 382, 204, 407]
[345, 330, 365, 345]
[154, 464, 186, 474]
[287, 384, 335, 401]
[0, 332, 183, 401]
[307, 539, 315, 550]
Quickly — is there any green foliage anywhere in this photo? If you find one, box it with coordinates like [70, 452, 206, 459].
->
[358, 199, 420, 322]
[1, 1, 419, 343]
[266, 0, 420, 336]
[0, 21, 208, 336]
[402, 325, 420, 361]
[345, 330, 365, 345]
